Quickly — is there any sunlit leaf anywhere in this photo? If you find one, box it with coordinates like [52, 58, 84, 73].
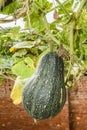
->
[24, 57, 34, 69]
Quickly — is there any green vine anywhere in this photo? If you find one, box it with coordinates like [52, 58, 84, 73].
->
[76, 0, 87, 19]
[65, 0, 87, 84]
[25, 0, 32, 32]
[43, 15, 54, 52]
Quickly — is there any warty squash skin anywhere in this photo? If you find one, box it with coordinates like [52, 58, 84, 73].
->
[22, 52, 66, 120]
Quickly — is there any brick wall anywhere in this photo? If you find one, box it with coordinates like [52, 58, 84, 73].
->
[69, 76, 87, 130]
[0, 79, 69, 130]
[0, 76, 87, 130]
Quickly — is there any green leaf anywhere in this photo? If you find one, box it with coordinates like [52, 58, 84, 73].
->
[0, 1, 21, 14]
[12, 57, 35, 78]
[12, 49, 27, 57]
[28, 1, 52, 32]
[7, 27, 20, 40]
[0, 56, 13, 69]
[30, 13, 45, 32]
[10, 39, 41, 52]
[35, 0, 52, 11]
[24, 57, 34, 68]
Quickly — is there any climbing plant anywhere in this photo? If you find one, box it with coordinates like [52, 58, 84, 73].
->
[0, 0, 87, 104]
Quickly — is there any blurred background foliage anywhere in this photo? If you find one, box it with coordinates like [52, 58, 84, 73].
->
[0, 0, 87, 104]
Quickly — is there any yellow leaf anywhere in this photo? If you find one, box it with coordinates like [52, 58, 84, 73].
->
[10, 77, 28, 105]
[10, 47, 17, 52]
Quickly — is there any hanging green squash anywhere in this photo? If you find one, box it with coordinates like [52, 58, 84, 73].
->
[22, 52, 66, 120]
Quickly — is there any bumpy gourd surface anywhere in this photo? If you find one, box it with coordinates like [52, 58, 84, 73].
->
[22, 52, 66, 120]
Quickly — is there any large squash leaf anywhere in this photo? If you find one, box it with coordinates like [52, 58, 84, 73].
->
[12, 57, 35, 78]
[10, 77, 28, 105]
[10, 39, 41, 52]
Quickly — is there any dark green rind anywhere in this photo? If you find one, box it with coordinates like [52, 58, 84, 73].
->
[22, 52, 66, 120]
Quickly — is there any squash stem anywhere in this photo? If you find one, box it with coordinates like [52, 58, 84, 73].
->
[43, 15, 54, 52]
[49, 41, 54, 52]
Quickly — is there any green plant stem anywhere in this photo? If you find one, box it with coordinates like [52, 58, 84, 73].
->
[34, 2, 60, 47]
[65, 21, 75, 83]
[49, 41, 54, 52]
[55, 0, 70, 18]
[34, 1, 61, 46]
[69, 21, 75, 60]
[44, 16, 54, 52]
[44, 15, 60, 52]
[25, 0, 32, 32]
[76, 0, 87, 19]
[65, 0, 86, 83]
[65, 61, 72, 83]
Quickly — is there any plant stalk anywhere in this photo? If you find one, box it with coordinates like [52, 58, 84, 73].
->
[76, 0, 87, 19]
[44, 15, 60, 52]
[25, 0, 32, 32]
[69, 21, 75, 60]
[65, 21, 75, 83]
